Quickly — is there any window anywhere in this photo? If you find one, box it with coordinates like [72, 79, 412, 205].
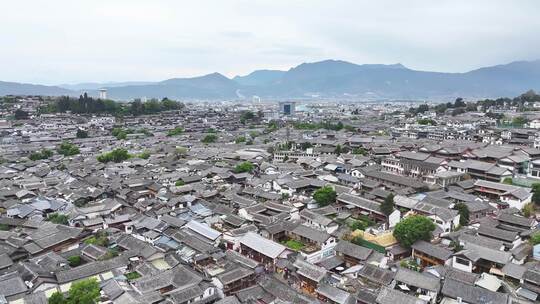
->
[455, 257, 469, 266]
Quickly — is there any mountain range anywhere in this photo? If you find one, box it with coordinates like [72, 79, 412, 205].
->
[2, 59, 540, 100]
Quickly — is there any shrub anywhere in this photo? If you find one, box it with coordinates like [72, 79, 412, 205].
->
[234, 162, 254, 173]
[68, 255, 82, 267]
[47, 213, 69, 225]
[57, 142, 80, 156]
[125, 271, 141, 281]
[201, 134, 217, 143]
[167, 126, 184, 137]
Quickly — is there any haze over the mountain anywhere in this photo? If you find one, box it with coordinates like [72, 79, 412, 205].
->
[2, 59, 540, 100]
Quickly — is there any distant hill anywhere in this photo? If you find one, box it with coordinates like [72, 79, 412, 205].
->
[0, 81, 72, 96]
[1, 59, 540, 100]
[233, 70, 286, 86]
[58, 81, 154, 91]
[103, 72, 240, 99]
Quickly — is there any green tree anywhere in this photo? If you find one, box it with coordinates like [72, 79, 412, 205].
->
[66, 278, 100, 304]
[380, 194, 395, 216]
[234, 162, 254, 173]
[84, 231, 109, 247]
[502, 177, 513, 185]
[14, 109, 29, 120]
[417, 118, 436, 125]
[48, 291, 66, 304]
[334, 144, 343, 155]
[313, 186, 337, 207]
[201, 134, 217, 144]
[235, 136, 246, 144]
[76, 129, 88, 139]
[57, 142, 80, 156]
[175, 180, 185, 186]
[68, 255, 82, 267]
[48, 278, 100, 304]
[137, 151, 150, 159]
[531, 232, 540, 245]
[29, 149, 53, 161]
[167, 126, 184, 137]
[47, 213, 69, 225]
[522, 203, 535, 218]
[532, 183, 540, 205]
[240, 111, 255, 124]
[393, 215, 436, 248]
[512, 116, 529, 127]
[97, 148, 131, 163]
[352, 147, 367, 155]
[454, 203, 470, 226]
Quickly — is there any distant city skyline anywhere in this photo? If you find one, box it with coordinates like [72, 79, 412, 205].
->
[1, 0, 540, 84]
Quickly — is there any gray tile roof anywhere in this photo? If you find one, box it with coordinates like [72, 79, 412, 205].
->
[441, 278, 508, 304]
[411, 240, 453, 261]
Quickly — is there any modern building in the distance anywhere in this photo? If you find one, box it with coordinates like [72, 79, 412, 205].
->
[279, 101, 296, 115]
[99, 88, 107, 100]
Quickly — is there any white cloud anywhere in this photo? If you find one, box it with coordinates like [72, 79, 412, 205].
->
[0, 0, 539, 84]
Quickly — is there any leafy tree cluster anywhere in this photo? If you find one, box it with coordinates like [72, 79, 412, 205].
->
[453, 202, 470, 226]
[298, 142, 313, 150]
[410, 91, 540, 117]
[313, 186, 337, 207]
[511, 116, 529, 127]
[129, 97, 184, 115]
[380, 194, 395, 216]
[68, 255, 82, 267]
[99, 248, 119, 260]
[265, 121, 279, 133]
[137, 151, 150, 159]
[111, 127, 152, 140]
[125, 271, 141, 281]
[57, 142, 80, 156]
[532, 183, 540, 206]
[235, 136, 246, 144]
[84, 231, 109, 247]
[349, 215, 375, 231]
[14, 109, 29, 120]
[29, 149, 53, 161]
[175, 180, 185, 186]
[240, 111, 256, 124]
[293, 121, 348, 131]
[417, 118, 437, 125]
[76, 128, 88, 138]
[522, 203, 535, 218]
[393, 215, 436, 248]
[39, 94, 184, 116]
[166, 126, 184, 137]
[408, 104, 430, 115]
[502, 177, 513, 185]
[201, 134, 218, 144]
[48, 278, 100, 304]
[97, 148, 131, 163]
[531, 232, 540, 245]
[47, 213, 69, 225]
[234, 162, 254, 173]
[352, 147, 367, 155]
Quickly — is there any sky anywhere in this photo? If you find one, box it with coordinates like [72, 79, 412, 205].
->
[1, 0, 540, 85]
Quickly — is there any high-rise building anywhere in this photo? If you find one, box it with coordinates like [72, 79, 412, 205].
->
[279, 101, 296, 115]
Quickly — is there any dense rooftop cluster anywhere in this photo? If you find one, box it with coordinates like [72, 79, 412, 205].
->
[0, 94, 539, 304]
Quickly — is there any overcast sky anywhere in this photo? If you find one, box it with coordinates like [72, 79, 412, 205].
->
[1, 0, 540, 85]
